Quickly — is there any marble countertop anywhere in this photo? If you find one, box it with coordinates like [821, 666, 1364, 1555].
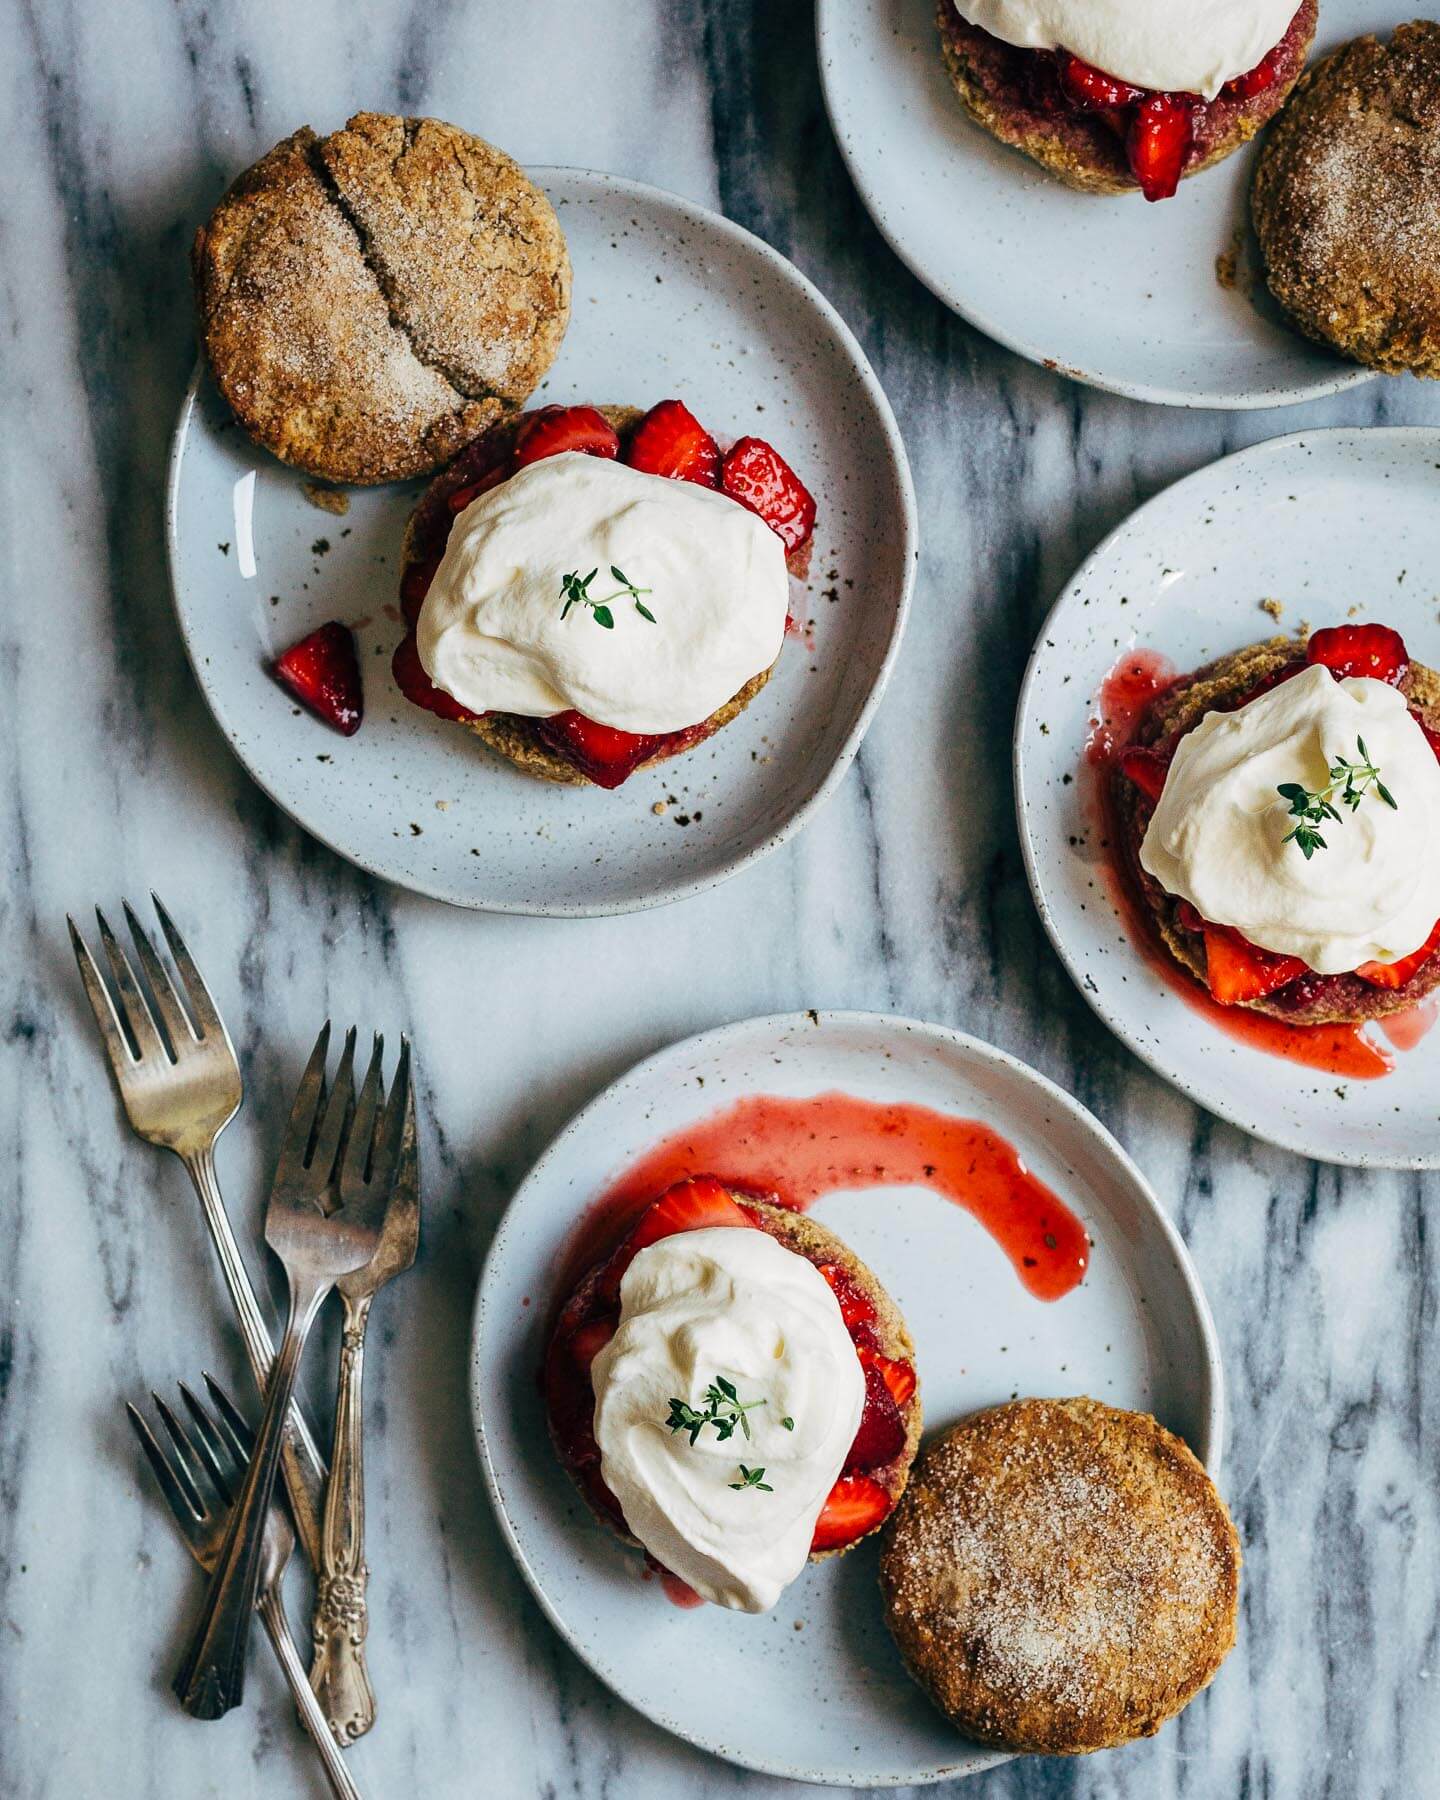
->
[4, 3, 1437, 1796]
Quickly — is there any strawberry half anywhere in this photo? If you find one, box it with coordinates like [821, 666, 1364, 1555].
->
[1356, 919, 1440, 989]
[599, 1176, 756, 1300]
[392, 633, 482, 724]
[533, 711, 665, 790]
[1058, 53, 1143, 110]
[1202, 922, 1307, 1006]
[1127, 94, 1192, 202]
[1305, 624, 1410, 688]
[1118, 745, 1170, 803]
[721, 437, 816, 552]
[626, 399, 721, 487]
[811, 1474, 890, 1552]
[845, 1362, 907, 1472]
[273, 622, 363, 736]
[513, 404, 620, 469]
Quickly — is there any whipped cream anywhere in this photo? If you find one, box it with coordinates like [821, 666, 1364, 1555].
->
[952, 0, 1298, 98]
[416, 454, 789, 734]
[1140, 663, 1440, 973]
[590, 1226, 865, 1613]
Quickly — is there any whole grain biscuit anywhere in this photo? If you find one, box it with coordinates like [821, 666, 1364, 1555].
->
[1253, 24, 1440, 376]
[193, 117, 569, 483]
[879, 1399, 1239, 1755]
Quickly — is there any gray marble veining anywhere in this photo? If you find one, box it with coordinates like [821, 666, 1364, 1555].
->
[2, 2, 1437, 1796]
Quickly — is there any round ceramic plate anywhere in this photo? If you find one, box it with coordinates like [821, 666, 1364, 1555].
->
[471, 1010, 1222, 1786]
[166, 169, 915, 915]
[816, 0, 1386, 407]
[1016, 427, 1440, 1168]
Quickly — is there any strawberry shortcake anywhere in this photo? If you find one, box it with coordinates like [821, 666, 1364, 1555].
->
[544, 1177, 921, 1612]
[392, 401, 816, 790]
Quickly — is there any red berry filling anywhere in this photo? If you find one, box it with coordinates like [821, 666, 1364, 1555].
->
[544, 1179, 916, 1579]
[394, 402, 813, 786]
[273, 622, 363, 736]
[1119, 623, 1440, 1005]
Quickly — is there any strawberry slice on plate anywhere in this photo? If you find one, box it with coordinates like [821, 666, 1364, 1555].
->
[1305, 624, 1409, 687]
[534, 711, 666, 791]
[1058, 53, 1143, 111]
[1356, 919, 1440, 989]
[1201, 922, 1307, 1005]
[811, 1473, 891, 1551]
[625, 399, 721, 487]
[721, 437, 817, 552]
[273, 622, 363, 736]
[1127, 94, 1192, 202]
[513, 404, 621, 469]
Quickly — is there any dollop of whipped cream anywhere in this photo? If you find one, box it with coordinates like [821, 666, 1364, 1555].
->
[1141, 663, 1440, 973]
[416, 454, 789, 734]
[590, 1225, 865, 1613]
[952, 0, 1298, 98]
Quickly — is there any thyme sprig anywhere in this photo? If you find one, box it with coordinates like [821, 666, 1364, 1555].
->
[729, 1464, 773, 1493]
[1277, 737, 1397, 860]
[558, 565, 655, 629]
[664, 1376, 767, 1446]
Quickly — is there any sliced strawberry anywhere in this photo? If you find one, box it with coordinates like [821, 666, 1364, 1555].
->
[1202, 922, 1307, 1006]
[400, 557, 441, 627]
[570, 1318, 617, 1372]
[1118, 745, 1170, 803]
[600, 1176, 756, 1299]
[845, 1363, 907, 1472]
[721, 437, 816, 552]
[1223, 46, 1283, 99]
[273, 622, 363, 736]
[392, 633, 482, 724]
[858, 1346, 916, 1408]
[626, 399, 721, 488]
[1058, 53, 1143, 110]
[513, 404, 620, 469]
[811, 1473, 890, 1552]
[1306, 624, 1409, 687]
[816, 1262, 877, 1331]
[534, 711, 664, 790]
[1356, 919, 1440, 989]
[1127, 94, 1192, 202]
[446, 461, 512, 513]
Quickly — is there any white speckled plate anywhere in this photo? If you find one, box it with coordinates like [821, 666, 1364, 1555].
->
[166, 169, 915, 914]
[816, 0, 1386, 408]
[472, 1011, 1222, 1785]
[1016, 427, 1440, 1168]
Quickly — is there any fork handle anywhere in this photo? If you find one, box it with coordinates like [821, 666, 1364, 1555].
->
[260, 1587, 365, 1800]
[175, 1275, 328, 1718]
[309, 1292, 377, 1743]
[184, 1147, 328, 1564]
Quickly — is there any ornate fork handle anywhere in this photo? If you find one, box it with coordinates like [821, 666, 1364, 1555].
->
[310, 1293, 378, 1742]
[185, 1144, 327, 1564]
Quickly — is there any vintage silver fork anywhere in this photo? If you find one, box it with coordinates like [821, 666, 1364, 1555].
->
[309, 1050, 419, 1744]
[175, 1024, 410, 1720]
[69, 898, 375, 1735]
[127, 1377, 363, 1800]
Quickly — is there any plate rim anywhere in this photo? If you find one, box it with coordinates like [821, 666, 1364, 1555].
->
[469, 1007, 1225, 1785]
[813, 0, 1376, 411]
[1013, 423, 1440, 1169]
[164, 165, 918, 918]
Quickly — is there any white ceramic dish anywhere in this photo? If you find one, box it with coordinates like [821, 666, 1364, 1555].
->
[471, 1010, 1222, 1785]
[1016, 427, 1440, 1168]
[816, 0, 1386, 408]
[166, 168, 915, 915]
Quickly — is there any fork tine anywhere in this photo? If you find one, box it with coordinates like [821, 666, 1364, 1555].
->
[307, 1026, 358, 1186]
[69, 915, 136, 1076]
[152, 1393, 217, 1513]
[129, 1398, 206, 1521]
[370, 1035, 412, 1196]
[151, 893, 226, 1042]
[177, 1384, 236, 1506]
[124, 901, 198, 1051]
[342, 1034, 387, 1188]
[272, 1022, 334, 1187]
[95, 907, 168, 1064]
[202, 1373, 256, 1459]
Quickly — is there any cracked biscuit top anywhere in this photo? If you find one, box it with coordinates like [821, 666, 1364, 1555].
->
[192, 117, 571, 484]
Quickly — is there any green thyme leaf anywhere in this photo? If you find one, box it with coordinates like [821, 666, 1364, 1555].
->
[729, 1464, 773, 1493]
[1277, 738, 1397, 857]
